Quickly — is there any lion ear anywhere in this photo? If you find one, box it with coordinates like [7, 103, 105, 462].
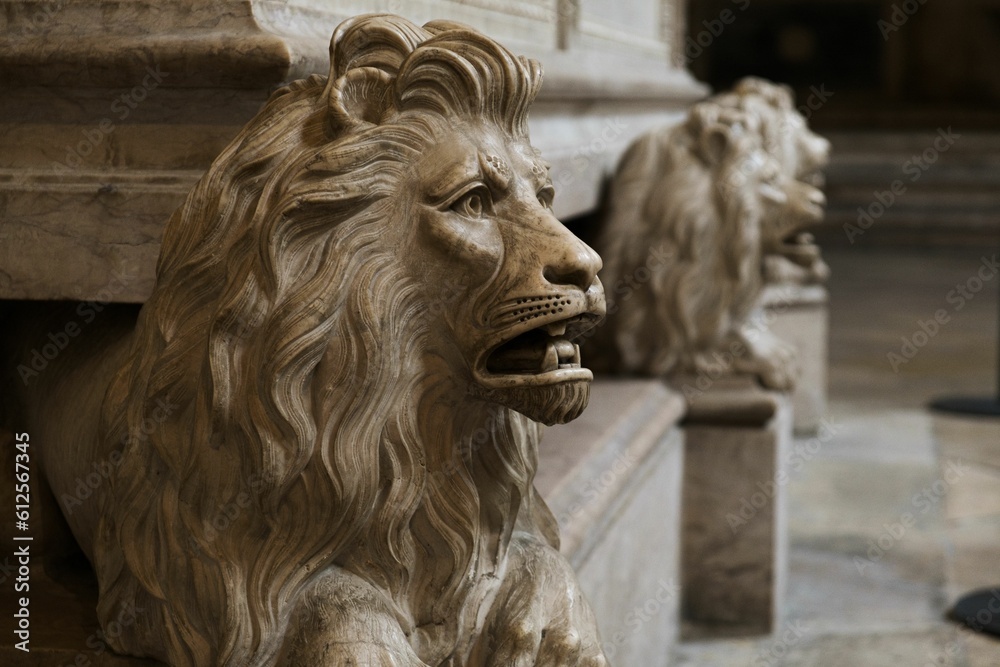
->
[700, 124, 734, 165]
[327, 67, 395, 132]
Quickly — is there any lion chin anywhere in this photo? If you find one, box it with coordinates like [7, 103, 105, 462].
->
[472, 379, 592, 426]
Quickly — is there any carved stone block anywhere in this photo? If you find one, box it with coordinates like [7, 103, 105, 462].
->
[678, 377, 792, 638]
[762, 283, 830, 434]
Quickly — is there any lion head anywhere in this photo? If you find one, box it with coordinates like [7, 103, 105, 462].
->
[91, 15, 603, 666]
[592, 100, 821, 385]
[717, 77, 831, 282]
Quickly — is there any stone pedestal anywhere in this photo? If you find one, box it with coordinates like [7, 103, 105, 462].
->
[539, 379, 685, 666]
[761, 283, 829, 435]
[675, 376, 792, 638]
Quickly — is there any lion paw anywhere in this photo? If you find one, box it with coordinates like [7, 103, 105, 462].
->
[734, 330, 799, 391]
[472, 537, 608, 667]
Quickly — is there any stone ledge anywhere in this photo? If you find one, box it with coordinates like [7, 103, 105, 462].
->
[0, 101, 696, 301]
[0, 0, 707, 102]
[539, 378, 685, 561]
[674, 375, 778, 428]
[540, 379, 686, 665]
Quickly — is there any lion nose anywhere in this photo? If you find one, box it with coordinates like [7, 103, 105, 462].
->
[542, 236, 602, 291]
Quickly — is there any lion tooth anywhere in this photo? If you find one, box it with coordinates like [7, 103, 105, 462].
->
[542, 343, 559, 372]
[554, 339, 575, 362]
[544, 322, 567, 337]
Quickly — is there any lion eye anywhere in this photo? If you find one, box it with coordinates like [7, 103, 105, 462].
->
[452, 190, 486, 219]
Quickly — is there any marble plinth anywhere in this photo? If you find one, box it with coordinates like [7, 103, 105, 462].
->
[539, 379, 686, 667]
[675, 376, 792, 638]
[761, 283, 829, 435]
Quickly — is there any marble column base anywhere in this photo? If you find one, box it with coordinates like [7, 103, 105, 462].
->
[540, 379, 685, 667]
[673, 376, 792, 639]
[762, 283, 829, 435]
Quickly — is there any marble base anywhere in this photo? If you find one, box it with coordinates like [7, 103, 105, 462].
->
[761, 283, 829, 435]
[540, 379, 686, 667]
[676, 377, 792, 638]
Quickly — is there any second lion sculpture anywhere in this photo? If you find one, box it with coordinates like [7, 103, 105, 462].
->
[18, 15, 609, 667]
[716, 77, 831, 285]
[591, 95, 826, 390]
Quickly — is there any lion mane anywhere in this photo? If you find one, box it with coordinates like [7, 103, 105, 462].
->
[591, 101, 771, 377]
[714, 77, 831, 284]
[93, 15, 555, 666]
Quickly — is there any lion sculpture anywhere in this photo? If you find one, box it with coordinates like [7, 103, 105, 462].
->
[590, 95, 826, 390]
[12, 15, 609, 667]
[715, 77, 832, 285]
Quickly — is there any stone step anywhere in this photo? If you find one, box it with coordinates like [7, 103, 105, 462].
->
[820, 132, 1000, 245]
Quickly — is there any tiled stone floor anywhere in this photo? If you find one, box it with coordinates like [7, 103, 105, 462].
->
[673, 246, 1000, 666]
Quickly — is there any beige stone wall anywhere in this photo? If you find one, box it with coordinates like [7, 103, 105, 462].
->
[0, 0, 705, 302]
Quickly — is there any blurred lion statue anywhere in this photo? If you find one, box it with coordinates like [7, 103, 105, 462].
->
[716, 77, 831, 285]
[591, 93, 826, 389]
[14, 14, 609, 667]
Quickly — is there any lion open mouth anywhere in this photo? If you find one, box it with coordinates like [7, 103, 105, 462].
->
[486, 322, 582, 375]
[478, 313, 599, 389]
[800, 168, 826, 189]
[779, 232, 822, 267]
